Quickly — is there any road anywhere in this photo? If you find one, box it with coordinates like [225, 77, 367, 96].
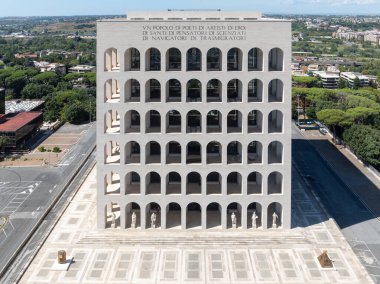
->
[0, 123, 96, 277]
[292, 124, 380, 283]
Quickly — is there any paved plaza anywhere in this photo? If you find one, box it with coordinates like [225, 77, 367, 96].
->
[20, 167, 373, 284]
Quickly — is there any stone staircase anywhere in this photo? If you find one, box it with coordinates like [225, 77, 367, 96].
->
[77, 230, 310, 247]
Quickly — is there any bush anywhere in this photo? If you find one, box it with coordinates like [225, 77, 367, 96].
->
[38, 146, 46, 152]
[52, 147, 61, 153]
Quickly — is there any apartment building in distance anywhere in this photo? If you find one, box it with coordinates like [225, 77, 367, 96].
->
[96, 10, 292, 230]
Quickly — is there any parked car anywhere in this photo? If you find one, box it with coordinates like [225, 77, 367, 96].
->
[319, 128, 327, 135]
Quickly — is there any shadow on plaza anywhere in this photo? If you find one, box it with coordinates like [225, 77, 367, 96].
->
[291, 138, 378, 230]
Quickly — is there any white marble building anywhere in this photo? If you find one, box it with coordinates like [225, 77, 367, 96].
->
[96, 10, 292, 230]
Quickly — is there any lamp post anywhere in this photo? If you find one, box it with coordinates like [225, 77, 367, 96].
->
[297, 94, 300, 127]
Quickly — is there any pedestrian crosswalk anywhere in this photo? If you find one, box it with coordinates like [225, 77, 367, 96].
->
[0, 181, 41, 215]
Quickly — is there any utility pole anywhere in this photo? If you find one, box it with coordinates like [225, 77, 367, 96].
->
[297, 94, 300, 127]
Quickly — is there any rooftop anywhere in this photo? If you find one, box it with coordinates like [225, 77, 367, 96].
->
[100, 11, 287, 22]
[5, 100, 45, 115]
[0, 112, 42, 132]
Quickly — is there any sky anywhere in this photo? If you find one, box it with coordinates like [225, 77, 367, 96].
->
[0, 0, 380, 17]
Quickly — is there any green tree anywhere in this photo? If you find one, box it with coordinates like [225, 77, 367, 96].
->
[337, 78, 347, 89]
[352, 77, 360, 90]
[346, 107, 378, 125]
[0, 136, 10, 151]
[343, 125, 380, 168]
[21, 83, 54, 99]
[317, 109, 351, 143]
[32, 71, 58, 86]
[63, 102, 89, 123]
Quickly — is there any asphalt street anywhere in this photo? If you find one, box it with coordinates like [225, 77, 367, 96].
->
[0, 122, 96, 277]
[292, 124, 380, 283]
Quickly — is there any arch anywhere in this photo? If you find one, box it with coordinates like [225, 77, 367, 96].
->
[268, 110, 283, 133]
[104, 48, 119, 72]
[125, 141, 140, 164]
[166, 172, 181, 194]
[207, 203, 222, 229]
[207, 172, 221, 195]
[186, 202, 202, 229]
[125, 110, 140, 133]
[166, 110, 181, 133]
[227, 141, 242, 164]
[145, 172, 161, 195]
[146, 48, 161, 71]
[247, 202, 262, 229]
[227, 202, 242, 229]
[227, 48, 242, 71]
[104, 79, 120, 103]
[166, 48, 182, 71]
[247, 172, 262, 194]
[207, 110, 222, 133]
[187, 141, 201, 164]
[207, 48, 222, 71]
[227, 110, 242, 133]
[125, 79, 140, 102]
[146, 202, 161, 229]
[186, 172, 201, 195]
[104, 171, 120, 194]
[227, 172, 242, 195]
[145, 141, 161, 164]
[267, 202, 282, 228]
[268, 48, 284, 71]
[166, 141, 181, 164]
[268, 172, 283, 194]
[248, 48, 263, 71]
[126, 202, 140, 229]
[125, 172, 140, 194]
[207, 79, 222, 102]
[248, 110, 263, 133]
[166, 203, 182, 229]
[146, 110, 161, 133]
[105, 110, 120, 134]
[187, 79, 202, 102]
[166, 79, 181, 102]
[187, 48, 202, 71]
[145, 79, 161, 102]
[268, 141, 283, 164]
[248, 79, 263, 102]
[106, 202, 120, 228]
[104, 141, 120, 165]
[207, 141, 222, 164]
[227, 79, 242, 102]
[125, 48, 140, 71]
[187, 110, 201, 133]
[268, 79, 284, 102]
[247, 141, 262, 164]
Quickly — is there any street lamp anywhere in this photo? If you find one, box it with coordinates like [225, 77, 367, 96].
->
[297, 94, 300, 127]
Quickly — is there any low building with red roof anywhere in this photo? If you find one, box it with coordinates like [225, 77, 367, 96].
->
[0, 112, 43, 149]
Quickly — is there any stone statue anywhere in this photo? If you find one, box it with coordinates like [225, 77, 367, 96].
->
[151, 212, 156, 228]
[252, 211, 258, 229]
[231, 212, 237, 229]
[272, 212, 278, 229]
[131, 212, 136, 228]
[111, 212, 116, 228]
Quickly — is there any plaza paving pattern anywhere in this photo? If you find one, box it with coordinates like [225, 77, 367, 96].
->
[20, 167, 373, 284]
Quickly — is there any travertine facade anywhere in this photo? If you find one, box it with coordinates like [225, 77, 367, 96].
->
[97, 11, 291, 230]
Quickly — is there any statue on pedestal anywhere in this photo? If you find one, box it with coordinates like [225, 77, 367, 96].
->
[231, 212, 237, 229]
[151, 212, 156, 228]
[252, 211, 258, 229]
[111, 212, 116, 228]
[131, 212, 136, 228]
[272, 212, 278, 229]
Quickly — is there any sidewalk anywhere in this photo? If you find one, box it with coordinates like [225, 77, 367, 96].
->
[302, 130, 380, 218]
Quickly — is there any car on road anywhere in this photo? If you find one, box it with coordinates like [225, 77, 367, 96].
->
[319, 128, 328, 135]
